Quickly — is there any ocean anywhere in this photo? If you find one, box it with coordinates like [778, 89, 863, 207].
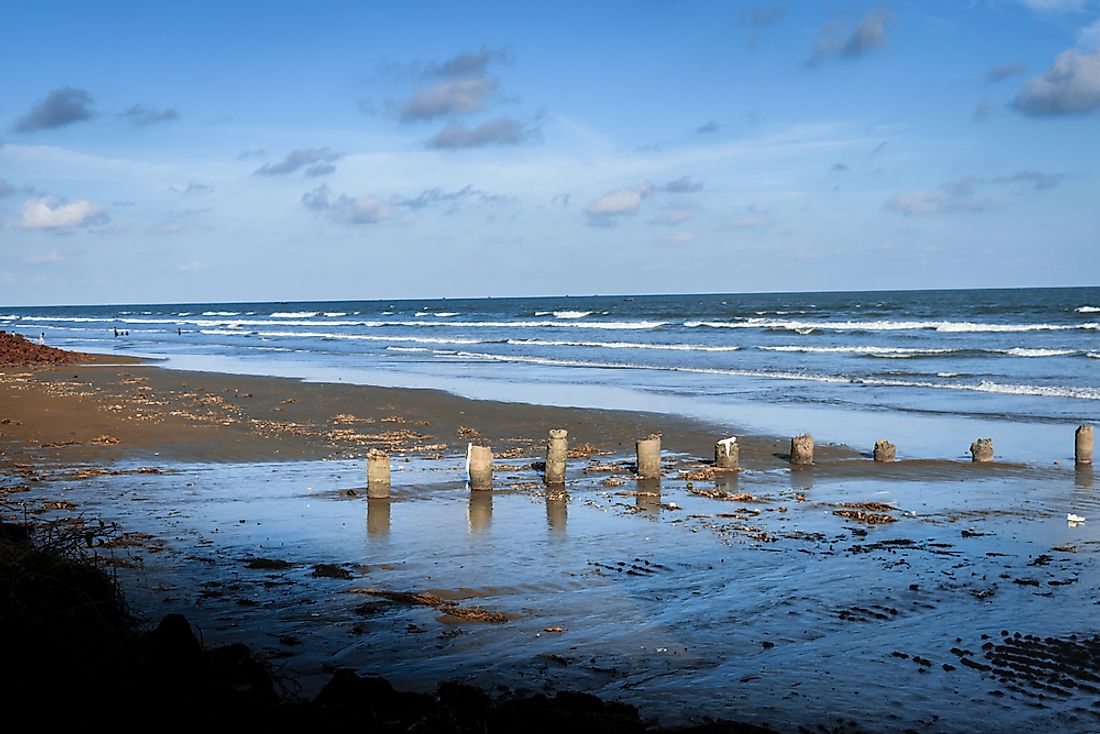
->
[5, 286, 1097, 462]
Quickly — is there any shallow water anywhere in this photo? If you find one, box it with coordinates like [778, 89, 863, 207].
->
[18, 450, 1100, 732]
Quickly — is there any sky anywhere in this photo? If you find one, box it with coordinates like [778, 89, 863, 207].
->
[1, 0, 1098, 306]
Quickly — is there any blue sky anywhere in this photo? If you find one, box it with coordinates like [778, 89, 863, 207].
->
[1, 0, 1098, 305]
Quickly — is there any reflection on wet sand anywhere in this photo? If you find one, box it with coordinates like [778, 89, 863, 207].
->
[713, 471, 739, 494]
[1075, 465, 1094, 490]
[366, 497, 390, 537]
[789, 468, 814, 493]
[468, 491, 492, 533]
[545, 492, 567, 533]
[635, 478, 661, 517]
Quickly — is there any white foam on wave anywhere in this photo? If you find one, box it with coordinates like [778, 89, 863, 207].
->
[386, 346, 432, 353]
[553, 310, 593, 319]
[270, 311, 319, 318]
[323, 312, 347, 317]
[534, 311, 551, 316]
[202, 311, 240, 316]
[1002, 347, 1078, 357]
[434, 312, 459, 317]
[443, 351, 1100, 401]
[101, 316, 666, 330]
[201, 329, 489, 346]
[758, 345, 1080, 358]
[508, 338, 740, 352]
[758, 345, 958, 357]
[1075, 306, 1100, 313]
[685, 317, 1087, 333]
[1089, 353, 1100, 360]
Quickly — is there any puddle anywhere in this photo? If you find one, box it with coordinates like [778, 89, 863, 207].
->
[10, 453, 1100, 732]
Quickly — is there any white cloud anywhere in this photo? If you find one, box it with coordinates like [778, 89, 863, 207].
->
[651, 208, 697, 226]
[1014, 0, 1094, 13]
[177, 261, 208, 272]
[883, 191, 1002, 214]
[25, 250, 67, 264]
[1079, 19, 1100, 48]
[20, 196, 107, 230]
[585, 182, 654, 225]
[1013, 46, 1100, 116]
[400, 78, 497, 122]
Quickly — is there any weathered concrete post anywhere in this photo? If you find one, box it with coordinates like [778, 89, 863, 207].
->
[970, 438, 994, 463]
[467, 443, 493, 490]
[715, 436, 739, 470]
[790, 434, 814, 466]
[366, 448, 391, 498]
[873, 440, 896, 463]
[1077, 425, 1094, 467]
[636, 434, 662, 479]
[545, 428, 568, 485]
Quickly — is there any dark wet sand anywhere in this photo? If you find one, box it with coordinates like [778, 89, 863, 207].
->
[0, 361, 858, 467]
[5, 358, 1099, 732]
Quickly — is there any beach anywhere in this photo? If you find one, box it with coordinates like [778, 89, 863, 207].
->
[3, 329, 1098, 733]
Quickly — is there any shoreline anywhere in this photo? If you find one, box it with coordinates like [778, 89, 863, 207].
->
[5, 351, 1099, 732]
[0, 358, 862, 468]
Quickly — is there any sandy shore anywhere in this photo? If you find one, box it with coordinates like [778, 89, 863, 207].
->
[4, 354, 1099, 733]
[0, 359, 863, 467]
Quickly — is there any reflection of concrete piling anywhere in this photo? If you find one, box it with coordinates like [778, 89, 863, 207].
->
[790, 434, 814, 466]
[873, 440, 896, 463]
[1076, 425, 1094, 467]
[715, 437, 739, 470]
[366, 498, 390, 537]
[366, 448, 391, 499]
[545, 428, 568, 485]
[636, 434, 662, 479]
[546, 494, 567, 533]
[468, 491, 492, 533]
[970, 438, 994, 463]
[467, 443, 493, 490]
[635, 478, 662, 515]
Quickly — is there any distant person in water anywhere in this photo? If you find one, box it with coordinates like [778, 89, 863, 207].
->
[39, 333, 45, 345]
[114, 328, 119, 337]
[177, 327, 182, 335]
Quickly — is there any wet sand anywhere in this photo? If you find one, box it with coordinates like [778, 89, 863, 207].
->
[3, 358, 1099, 732]
[0, 361, 860, 466]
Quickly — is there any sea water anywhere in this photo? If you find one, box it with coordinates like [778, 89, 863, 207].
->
[4, 286, 1097, 461]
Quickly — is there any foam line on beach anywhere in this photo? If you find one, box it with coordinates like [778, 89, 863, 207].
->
[684, 318, 1094, 333]
[20, 315, 669, 331]
[199, 329, 491, 346]
[444, 350, 1100, 400]
[506, 338, 740, 352]
[757, 345, 1081, 358]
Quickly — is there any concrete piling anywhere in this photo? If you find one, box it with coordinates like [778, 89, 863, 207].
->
[636, 434, 662, 479]
[1076, 425, 1094, 467]
[873, 440, 896, 463]
[790, 434, 814, 466]
[714, 436, 740, 470]
[970, 438, 994, 463]
[366, 448, 391, 498]
[467, 443, 493, 490]
[545, 428, 568, 485]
